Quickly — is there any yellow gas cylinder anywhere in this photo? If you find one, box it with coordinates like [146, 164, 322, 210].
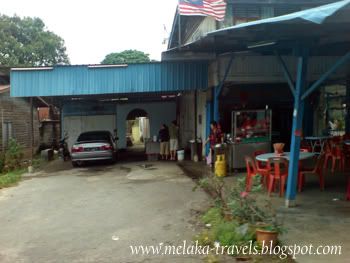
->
[215, 154, 227, 177]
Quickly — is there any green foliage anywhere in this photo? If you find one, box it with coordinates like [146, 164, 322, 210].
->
[101, 49, 150, 64]
[197, 175, 227, 208]
[197, 207, 257, 253]
[202, 207, 224, 226]
[0, 153, 5, 173]
[226, 175, 284, 234]
[0, 14, 69, 66]
[227, 175, 271, 224]
[0, 169, 24, 188]
[194, 229, 216, 246]
[4, 139, 24, 172]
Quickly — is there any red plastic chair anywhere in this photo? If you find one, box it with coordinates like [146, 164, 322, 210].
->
[253, 150, 267, 169]
[342, 134, 350, 164]
[332, 136, 342, 144]
[253, 150, 269, 186]
[298, 154, 325, 192]
[245, 156, 262, 192]
[267, 157, 289, 197]
[346, 176, 350, 201]
[300, 140, 312, 152]
[300, 148, 310, 152]
[324, 142, 345, 173]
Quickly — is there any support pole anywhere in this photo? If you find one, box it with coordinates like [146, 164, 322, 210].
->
[205, 101, 212, 156]
[275, 52, 296, 97]
[178, 12, 182, 47]
[194, 90, 198, 140]
[213, 86, 220, 122]
[346, 76, 350, 134]
[213, 55, 234, 122]
[30, 97, 34, 162]
[301, 51, 350, 100]
[285, 48, 309, 208]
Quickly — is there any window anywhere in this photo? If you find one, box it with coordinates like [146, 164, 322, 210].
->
[2, 122, 13, 148]
[233, 6, 261, 25]
[274, 6, 300, 17]
[227, 4, 301, 26]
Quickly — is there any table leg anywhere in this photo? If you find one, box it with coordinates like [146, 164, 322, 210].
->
[320, 140, 326, 153]
[310, 140, 316, 152]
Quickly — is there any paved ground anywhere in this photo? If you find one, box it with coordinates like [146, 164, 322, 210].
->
[0, 160, 210, 263]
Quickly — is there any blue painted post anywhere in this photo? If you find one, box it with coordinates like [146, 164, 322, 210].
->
[205, 101, 212, 156]
[285, 48, 309, 207]
[213, 86, 220, 122]
[213, 55, 234, 123]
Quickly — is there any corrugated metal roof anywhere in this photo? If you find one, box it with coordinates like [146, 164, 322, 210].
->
[10, 62, 208, 97]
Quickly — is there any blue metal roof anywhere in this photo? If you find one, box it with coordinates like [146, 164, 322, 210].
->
[10, 62, 208, 97]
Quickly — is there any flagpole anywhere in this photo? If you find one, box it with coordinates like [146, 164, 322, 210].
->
[178, 6, 182, 47]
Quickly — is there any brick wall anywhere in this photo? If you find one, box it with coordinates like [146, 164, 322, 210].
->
[0, 91, 40, 155]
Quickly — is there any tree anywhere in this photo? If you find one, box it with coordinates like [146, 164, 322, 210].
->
[101, 50, 151, 64]
[0, 14, 70, 67]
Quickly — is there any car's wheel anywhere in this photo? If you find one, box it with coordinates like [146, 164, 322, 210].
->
[110, 152, 117, 164]
[72, 161, 79, 167]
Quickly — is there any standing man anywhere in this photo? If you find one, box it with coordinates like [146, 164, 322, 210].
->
[158, 124, 170, 160]
[169, 120, 179, 160]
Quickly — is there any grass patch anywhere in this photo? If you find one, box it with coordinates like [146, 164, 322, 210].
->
[0, 168, 25, 189]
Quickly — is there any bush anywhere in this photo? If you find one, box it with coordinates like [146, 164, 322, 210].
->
[0, 153, 5, 173]
[4, 139, 24, 172]
[0, 169, 24, 188]
[202, 207, 224, 226]
[197, 207, 257, 254]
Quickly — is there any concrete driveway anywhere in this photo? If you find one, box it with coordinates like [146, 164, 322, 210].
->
[0, 161, 209, 263]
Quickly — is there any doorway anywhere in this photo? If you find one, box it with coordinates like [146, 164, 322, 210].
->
[125, 109, 150, 151]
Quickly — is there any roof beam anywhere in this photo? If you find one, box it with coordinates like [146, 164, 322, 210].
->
[275, 51, 296, 97]
[301, 51, 350, 100]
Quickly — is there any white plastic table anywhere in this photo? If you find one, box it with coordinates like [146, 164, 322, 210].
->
[304, 136, 330, 153]
[255, 152, 315, 162]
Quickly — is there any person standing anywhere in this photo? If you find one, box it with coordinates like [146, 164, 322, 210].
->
[204, 121, 224, 165]
[158, 124, 170, 160]
[169, 120, 179, 160]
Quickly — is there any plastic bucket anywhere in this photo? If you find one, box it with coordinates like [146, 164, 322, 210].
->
[177, 150, 185, 161]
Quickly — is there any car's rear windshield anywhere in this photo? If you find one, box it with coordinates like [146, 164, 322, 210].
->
[77, 132, 110, 142]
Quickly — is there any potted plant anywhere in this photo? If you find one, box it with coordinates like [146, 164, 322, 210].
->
[227, 175, 285, 247]
[255, 224, 279, 247]
[254, 198, 285, 248]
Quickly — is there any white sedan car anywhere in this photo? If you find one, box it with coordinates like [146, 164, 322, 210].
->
[71, 131, 117, 166]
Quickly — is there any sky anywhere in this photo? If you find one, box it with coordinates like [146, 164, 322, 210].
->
[0, 0, 179, 64]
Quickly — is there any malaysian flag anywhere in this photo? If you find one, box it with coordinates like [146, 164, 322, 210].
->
[178, 0, 227, 21]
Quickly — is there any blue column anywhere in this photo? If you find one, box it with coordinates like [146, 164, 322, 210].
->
[213, 86, 220, 122]
[285, 48, 309, 207]
[205, 101, 212, 155]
